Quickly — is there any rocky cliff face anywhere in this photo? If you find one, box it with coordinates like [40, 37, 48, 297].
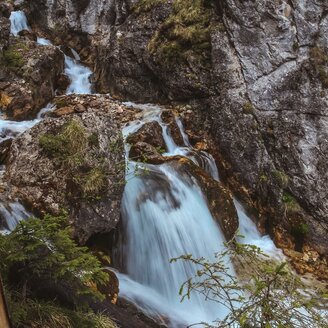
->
[23, 0, 328, 272]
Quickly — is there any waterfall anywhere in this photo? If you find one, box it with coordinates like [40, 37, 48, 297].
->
[64, 54, 93, 94]
[9, 11, 30, 36]
[6, 10, 288, 326]
[118, 105, 234, 326]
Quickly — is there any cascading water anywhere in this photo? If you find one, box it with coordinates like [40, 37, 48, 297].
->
[9, 11, 30, 36]
[118, 104, 285, 327]
[64, 53, 93, 94]
[6, 10, 288, 327]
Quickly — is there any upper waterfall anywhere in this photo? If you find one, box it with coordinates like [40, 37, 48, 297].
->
[9, 11, 30, 36]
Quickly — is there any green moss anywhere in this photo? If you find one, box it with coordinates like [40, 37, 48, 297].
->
[282, 191, 301, 212]
[148, 0, 213, 65]
[2, 47, 24, 69]
[272, 170, 289, 189]
[39, 119, 88, 167]
[55, 97, 70, 108]
[80, 167, 107, 196]
[243, 101, 254, 115]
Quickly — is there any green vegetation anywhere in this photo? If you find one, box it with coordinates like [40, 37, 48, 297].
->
[6, 296, 117, 328]
[242, 101, 254, 115]
[39, 119, 109, 199]
[272, 170, 289, 188]
[0, 214, 116, 327]
[282, 191, 301, 212]
[147, 0, 213, 65]
[173, 238, 328, 327]
[1, 42, 30, 71]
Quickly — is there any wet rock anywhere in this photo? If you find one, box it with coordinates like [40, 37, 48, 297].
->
[17, 29, 37, 41]
[97, 269, 119, 304]
[0, 139, 12, 165]
[55, 73, 70, 94]
[160, 111, 184, 146]
[127, 121, 166, 151]
[5, 95, 128, 244]
[129, 142, 165, 164]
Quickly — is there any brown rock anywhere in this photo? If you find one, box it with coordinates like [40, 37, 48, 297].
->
[97, 269, 119, 304]
[127, 121, 166, 151]
[0, 139, 12, 165]
[160, 110, 184, 146]
[52, 106, 75, 117]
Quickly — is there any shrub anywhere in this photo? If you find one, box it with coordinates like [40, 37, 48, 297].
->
[148, 0, 213, 64]
[172, 239, 328, 327]
[0, 214, 117, 327]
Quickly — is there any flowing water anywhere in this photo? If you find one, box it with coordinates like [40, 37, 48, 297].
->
[9, 10, 30, 36]
[117, 105, 284, 326]
[6, 10, 286, 327]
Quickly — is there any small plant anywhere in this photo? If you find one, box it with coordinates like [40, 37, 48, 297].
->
[2, 47, 24, 69]
[282, 191, 301, 212]
[310, 46, 328, 88]
[242, 101, 254, 114]
[272, 170, 289, 188]
[148, 0, 213, 64]
[80, 167, 107, 196]
[0, 214, 117, 328]
[172, 238, 328, 327]
[132, 0, 165, 14]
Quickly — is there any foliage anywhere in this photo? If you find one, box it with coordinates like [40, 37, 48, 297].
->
[6, 291, 117, 328]
[172, 239, 328, 327]
[272, 170, 289, 189]
[0, 214, 109, 302]
[282, 191, 301, 212]
[2, 46, 24, 69]
[242, 102, 254, 115]
[148, 0, 213, 64]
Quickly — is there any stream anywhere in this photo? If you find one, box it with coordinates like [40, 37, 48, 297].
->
[3, 10, 284, 327]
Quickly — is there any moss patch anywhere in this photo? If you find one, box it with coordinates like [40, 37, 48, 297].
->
[147, 0, 213, 65]
[39, 119, 108, 200]
[282, 191, 301, 213]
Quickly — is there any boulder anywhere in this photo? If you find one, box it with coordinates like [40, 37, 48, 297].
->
[5, 95, 128, 244]
[127, 121, 166, 151]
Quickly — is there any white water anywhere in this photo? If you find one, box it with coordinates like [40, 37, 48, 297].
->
[9, 11, 30, 36]
[0, 202, 31, 234]
[118, 104, 284, 327]
[120, 105, 233, 326]
[65, 55, 92, 94]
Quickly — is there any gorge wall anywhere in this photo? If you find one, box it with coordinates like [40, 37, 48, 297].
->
[23, 0, 328, 268]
